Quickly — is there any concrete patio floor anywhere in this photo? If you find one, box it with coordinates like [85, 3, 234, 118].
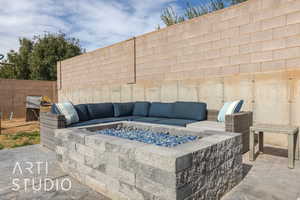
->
[0, 145, 109, 200]
[223, 146, 300, 200]
[0, 145, 299, 200]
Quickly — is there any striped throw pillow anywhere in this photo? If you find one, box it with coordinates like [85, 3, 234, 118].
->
[217, 102, 231, 122]
[225, 100, 240, 115]
[55, 102, 79, 125]
[217, 100, 243, 122]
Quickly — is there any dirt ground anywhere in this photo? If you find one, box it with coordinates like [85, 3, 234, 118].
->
[0, 118, 40, 149]
[0, 118, 39, 134]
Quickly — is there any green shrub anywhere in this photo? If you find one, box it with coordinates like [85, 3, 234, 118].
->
[8, 131, 40, 149]
[0, 143, 4, 150]
[10, 131, 40, 140]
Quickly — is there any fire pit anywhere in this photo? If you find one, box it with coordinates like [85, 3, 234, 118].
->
[55, 121, 243, 200]
[95, 124, 198, 147]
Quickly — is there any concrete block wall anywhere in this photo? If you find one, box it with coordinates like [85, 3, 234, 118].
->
[0, 79, 57, 119]
[57, 39, 135, 90]
[59, 0, 300, 147]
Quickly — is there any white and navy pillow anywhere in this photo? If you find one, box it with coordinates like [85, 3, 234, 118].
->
[217, 100, 244, 122]
[53, 101, 79, 125]
[217, 102, 231, 122]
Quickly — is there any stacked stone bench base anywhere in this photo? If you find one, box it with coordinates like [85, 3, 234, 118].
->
[40, 112, 66, 151]
[55, 122, 243, 200]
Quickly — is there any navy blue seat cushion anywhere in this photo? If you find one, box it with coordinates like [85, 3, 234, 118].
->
[113, 102, 134, 117]
[69, 116, 138, 127]
[74, 104, 90, 121]
[156, 119, 197, 127]
[148, 102, 173, 118]
[132, 102, 150, 117]
[86, 103, 114, 119]
[132, 117, 166, 123]
[172, 101, 207, 121]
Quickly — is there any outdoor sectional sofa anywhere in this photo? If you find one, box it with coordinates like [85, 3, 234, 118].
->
[40, 101, 252, 153]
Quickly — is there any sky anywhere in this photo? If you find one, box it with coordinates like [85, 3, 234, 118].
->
[0, 0, 206, 55]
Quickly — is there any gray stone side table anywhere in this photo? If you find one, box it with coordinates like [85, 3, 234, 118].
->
[249, 124, 299, 169]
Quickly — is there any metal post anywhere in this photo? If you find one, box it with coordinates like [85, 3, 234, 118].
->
[288, 133, 295, 169]
[295, 131, 299, 160]
[258, 131, 264, 153]
[249, 128, 255, 161]
[9, 112, 13, 121]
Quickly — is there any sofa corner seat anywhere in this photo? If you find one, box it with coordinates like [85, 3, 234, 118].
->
[40, 102, 252, 153]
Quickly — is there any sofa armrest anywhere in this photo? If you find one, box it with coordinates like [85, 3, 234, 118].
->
[225, 111, 253, 153]
[40, 112, 66, 151]
[207, 110, 219, 121]
[225, 112, 253, 132]
[207, 110, 219, 122]
[40, 112, 66, 129]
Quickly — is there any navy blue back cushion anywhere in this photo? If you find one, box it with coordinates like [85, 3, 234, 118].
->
[132, 102, 150, 117]
[113, 103, 134, 117]
[172, 101, 207, 121]
[74, 104, 90, 121]
[87, 103, 114, 119]
[148, 102, 173, 118]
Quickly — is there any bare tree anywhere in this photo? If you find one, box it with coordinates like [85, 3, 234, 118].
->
[161, 0, 247, 26]
[161, 7, 185, 26]
[185, 2, 209, 19]
[231, 0, 247, 5]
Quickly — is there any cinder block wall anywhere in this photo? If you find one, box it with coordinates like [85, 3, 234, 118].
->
[59, 0, 300, 147]
[0, 79, 57, 119]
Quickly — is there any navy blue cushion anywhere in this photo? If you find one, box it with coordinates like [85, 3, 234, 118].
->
[132, 102, 150, 117]
[172, 101, 207, 121]
[113, 103, 134, 117]
[132, 117, 166, 123]
[148, 102, 174, 118]
[69, 116, 138, 127]
[156, 119, 197, 127]
[74, 104, 90, 121]
[86, 103, 114, 119]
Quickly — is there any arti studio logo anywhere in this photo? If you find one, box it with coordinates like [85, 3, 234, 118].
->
[11, 161, 72, 192]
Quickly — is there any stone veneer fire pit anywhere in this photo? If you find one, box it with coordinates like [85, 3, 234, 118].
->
[55, 121, 243, 200]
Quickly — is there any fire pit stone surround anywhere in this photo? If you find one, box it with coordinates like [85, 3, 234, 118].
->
[55, 121, 243, 200]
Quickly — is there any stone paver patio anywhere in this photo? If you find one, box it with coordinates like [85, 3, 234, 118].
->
[0, 145, 299, 200]
[0, 145, 109, 200]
